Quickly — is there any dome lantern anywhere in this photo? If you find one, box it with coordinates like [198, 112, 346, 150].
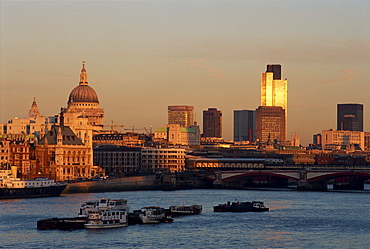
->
[79, 61, 88, 85]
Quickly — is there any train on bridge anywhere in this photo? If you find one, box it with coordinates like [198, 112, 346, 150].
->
[185, 155, 370, 191]
[186, 155, 370, 171]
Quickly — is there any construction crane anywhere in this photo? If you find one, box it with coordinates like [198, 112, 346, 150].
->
[246, 129, 262, 142]
[103, 120, 125, 133]
[124, 126, 152, 135]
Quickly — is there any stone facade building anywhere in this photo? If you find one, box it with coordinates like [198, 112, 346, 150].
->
[93, 145, 141, 175]
[37, 114, 98, 181]
[154, 124, 200, 146]
[141, 147, 185, 173]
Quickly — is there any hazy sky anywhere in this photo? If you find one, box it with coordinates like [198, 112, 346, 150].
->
[1, 0, 369, 145]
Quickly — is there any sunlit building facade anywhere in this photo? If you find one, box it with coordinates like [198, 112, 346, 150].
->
[0, 98, 56, 138]
[261, 64, 287, 111]
[154, 124, 200, 145]
[37, 114, 95, 181]
[141, 147, 185, 173]
[321, 129, 364, 151]
[168, 105, 194, 128]
[260, 64, 287, 142]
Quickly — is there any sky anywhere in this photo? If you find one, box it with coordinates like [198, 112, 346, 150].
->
[0, 0, 369, 145]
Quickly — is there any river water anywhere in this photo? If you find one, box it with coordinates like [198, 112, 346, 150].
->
[1, 188, 369, 248]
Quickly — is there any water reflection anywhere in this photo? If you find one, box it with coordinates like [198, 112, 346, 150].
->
[1, 189, 370, 248]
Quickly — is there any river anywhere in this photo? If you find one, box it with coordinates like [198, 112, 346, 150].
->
[1, 188, 369, 248]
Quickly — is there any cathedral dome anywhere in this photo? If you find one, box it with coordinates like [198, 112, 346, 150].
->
[67, 62, 99, 104]
[68, 85, 99, 103]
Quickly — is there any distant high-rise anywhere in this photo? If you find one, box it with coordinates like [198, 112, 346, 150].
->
[168, 105, 194, 127]
[261, 64, 287, 112]
[256, 106, 286, 143]
[337, 104, 363, 131]
[233, 110, 255, 142]
[203, 108, 222, 138]
[260, 64, 287, 141]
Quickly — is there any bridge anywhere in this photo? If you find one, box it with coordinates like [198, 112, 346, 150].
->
[187, 157, 370, 191]
[201, 169, 370, 191]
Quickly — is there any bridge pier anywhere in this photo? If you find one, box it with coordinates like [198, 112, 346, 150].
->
[297, 169, 327, 191]
[297, 180, 327, 191]
[213, 171, 223, 188]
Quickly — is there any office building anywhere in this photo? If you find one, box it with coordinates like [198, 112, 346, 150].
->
[168, 105, 194, 127]
[261, 64, 287, 111]
[141, 147, 186, 173]
[93, 145, 141, 175]
[321, 129, 364, 150]
[256, 106, 286, 143]
[313, 134, 322, 147]
[337, 104, 363, 131]
[154, 124, 200, 146]
[203, 108, 222, 138]
[233, 110, 255, 142]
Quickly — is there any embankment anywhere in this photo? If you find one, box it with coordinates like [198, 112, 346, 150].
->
[62, 175, 158, 194]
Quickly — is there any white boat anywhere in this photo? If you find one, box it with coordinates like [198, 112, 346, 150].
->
[139, 206, 173, 224]
[168, 203, 202, 215]
[84, 209, 128, 229]
[78, 198, 129, 218]
[38, 198, 129, 230]
[251, 201, 269, 212]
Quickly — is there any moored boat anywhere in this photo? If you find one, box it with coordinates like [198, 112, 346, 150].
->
[251, 201, 269, 212]
[0, 165, 66, 199]
[166, 203, 202, 216]
[78, 198, 129, 217]
[84, 209, 128, 229]
[138, 206, 173, 224]
[37, 217, 87, 230]
[37, 198, 129, 230]
[213, 200, 269, 212]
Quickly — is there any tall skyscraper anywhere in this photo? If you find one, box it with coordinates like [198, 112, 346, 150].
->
[233, 110, 255, 142]
[203, 108, 222, 138]
[337, 103, 363, 131]
[261, 64, 287, 111]
[168, 105, 194, 127]
[260, 64, 287, 141]
[256, 106, 286, 143]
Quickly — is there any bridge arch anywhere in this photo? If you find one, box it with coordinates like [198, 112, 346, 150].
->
[223, 171, 299, 182]
[308, 171, 370, 182]
[206, 169, 370, 191]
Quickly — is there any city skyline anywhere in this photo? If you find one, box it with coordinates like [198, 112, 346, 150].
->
[1, 1, 369, 145]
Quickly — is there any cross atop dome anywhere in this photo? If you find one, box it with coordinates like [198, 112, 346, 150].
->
[79, 61, 88, 85]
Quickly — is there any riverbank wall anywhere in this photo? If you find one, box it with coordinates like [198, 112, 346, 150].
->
[62, 172, 212, 194]
[62, 175, 158, 194]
